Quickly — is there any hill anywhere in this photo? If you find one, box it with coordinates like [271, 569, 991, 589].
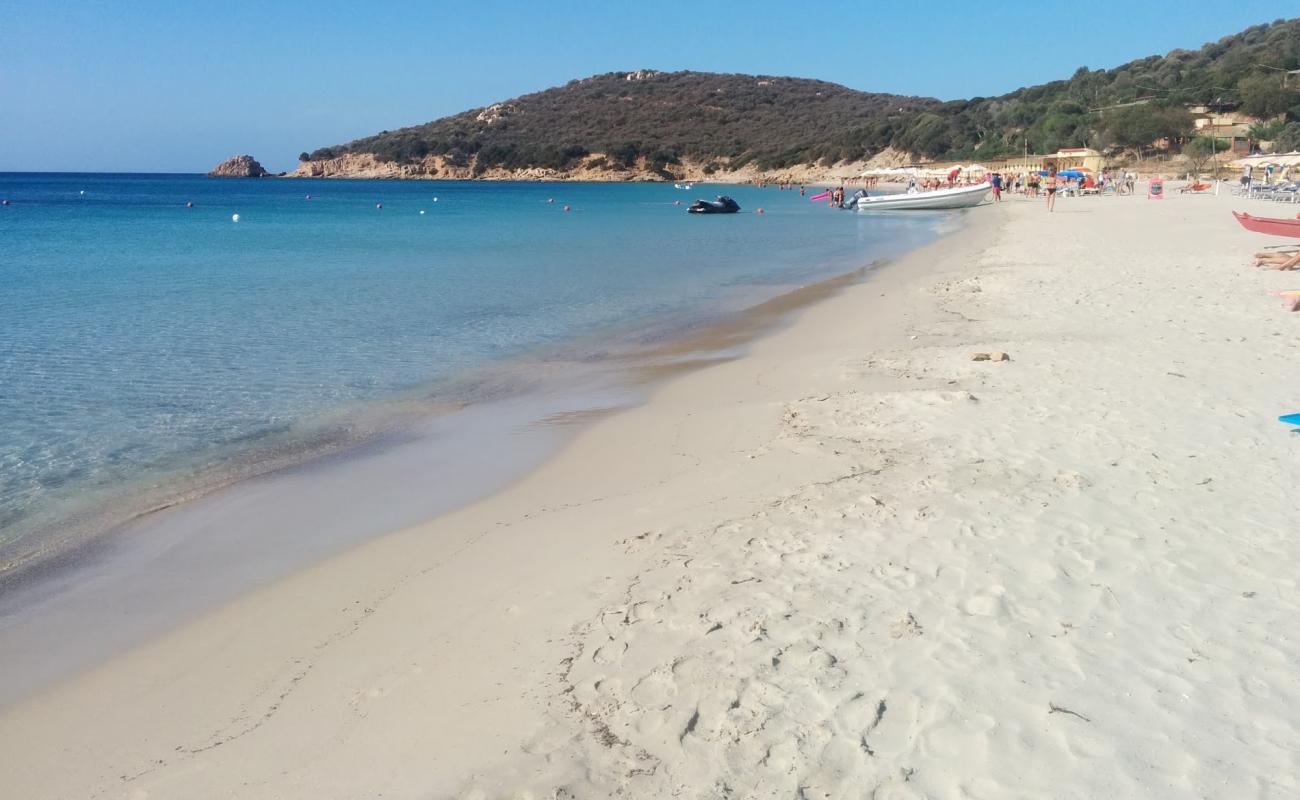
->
[882, 17, 1300, 162]
[296, 18, 1300, 181]
[297, 70, 935, 180]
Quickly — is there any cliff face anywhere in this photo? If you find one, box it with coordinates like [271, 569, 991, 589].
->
[208, 155, 269, 177]
[292, 152, 673, 182]
[290, 147, 915, 184]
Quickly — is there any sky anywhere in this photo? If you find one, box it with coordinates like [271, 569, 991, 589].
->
[2, 1, 1295, 173]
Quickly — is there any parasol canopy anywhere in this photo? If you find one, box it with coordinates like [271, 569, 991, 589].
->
[1230, 152, 1300, 168]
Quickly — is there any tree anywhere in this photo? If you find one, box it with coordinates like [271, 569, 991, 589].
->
[298, 152, 311, 162]
[1182, 136, 1222, 177]
[1274, 123, 1300, 152]
[1237, 73, 1300, 119]
[1103, 105, 1194, 158]
[1247, 119, 1288, 141]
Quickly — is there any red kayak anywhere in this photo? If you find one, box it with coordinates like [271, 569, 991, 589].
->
[1233, 210, 1300, 238]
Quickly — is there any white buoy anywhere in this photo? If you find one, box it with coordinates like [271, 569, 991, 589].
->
[432, 197, 438, 202]
[79, 190, 85, 196]
[232, 213, 240, 222]
[419, 209, 425, 215]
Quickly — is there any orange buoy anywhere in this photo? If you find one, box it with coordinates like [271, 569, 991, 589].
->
[757, 208, 764, 214]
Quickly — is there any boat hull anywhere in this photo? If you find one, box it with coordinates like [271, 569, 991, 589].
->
[1233, 211, 1300, 238]
[852, 183, 990, 211]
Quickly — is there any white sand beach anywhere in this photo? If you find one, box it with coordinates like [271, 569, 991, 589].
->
[2, 188, 1297, 799]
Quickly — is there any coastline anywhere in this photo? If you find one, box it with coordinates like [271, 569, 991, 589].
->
[3, 188, 1297, 798]
[0, 176, 941, 583]
[0, 214, 954, 709]
[0, 205, 993, 795]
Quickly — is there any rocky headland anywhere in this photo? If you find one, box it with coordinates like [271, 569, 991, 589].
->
[290, 148, 915, 184]
[208, 155, 270, 178]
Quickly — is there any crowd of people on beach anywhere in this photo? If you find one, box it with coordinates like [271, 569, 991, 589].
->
[757, 167, 1147, 212]
[1238, 161, 1298, 191]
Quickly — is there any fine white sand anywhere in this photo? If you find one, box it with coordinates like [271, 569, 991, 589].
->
[1, 187, 1297, 799]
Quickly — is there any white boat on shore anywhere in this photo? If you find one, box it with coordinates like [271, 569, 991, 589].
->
[850, 182, 991, 211]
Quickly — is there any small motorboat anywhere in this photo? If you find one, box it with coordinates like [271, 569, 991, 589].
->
[1232, 210, 1300, 238]
[688, 196, 740, 214]
[849, 182, 990, 211]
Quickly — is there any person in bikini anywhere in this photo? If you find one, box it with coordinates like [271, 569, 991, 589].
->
[1044, 167, 1059, 212]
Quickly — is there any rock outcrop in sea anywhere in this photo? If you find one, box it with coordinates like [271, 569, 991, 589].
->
[208, 155, 269, 178]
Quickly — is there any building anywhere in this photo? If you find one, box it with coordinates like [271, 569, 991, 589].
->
[1188, 106, 1267, 156]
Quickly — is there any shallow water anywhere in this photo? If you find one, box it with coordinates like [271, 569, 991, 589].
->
[0, 174, 947, 565]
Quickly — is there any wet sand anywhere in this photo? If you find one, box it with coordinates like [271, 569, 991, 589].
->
[0, 236, 934, 710]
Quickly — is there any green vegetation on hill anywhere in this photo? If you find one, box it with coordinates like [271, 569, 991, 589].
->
[309, 72, 935, 173]
[308, 18, 1300, 172]
[885, 17, 1300, 161]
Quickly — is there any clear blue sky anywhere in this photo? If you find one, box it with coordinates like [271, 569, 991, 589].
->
[2, 1, 1294, 173]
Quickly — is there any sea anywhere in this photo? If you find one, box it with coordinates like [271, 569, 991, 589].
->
[0, 173, 952, 572]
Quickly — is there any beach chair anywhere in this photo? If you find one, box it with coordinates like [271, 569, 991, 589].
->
[1274, 183, 1300, 204]
[1248, 183, 1269, 199]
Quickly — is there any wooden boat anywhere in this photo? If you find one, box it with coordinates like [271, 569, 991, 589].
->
[850, 182, 990, 211]
[1232, 210, 1300, 238]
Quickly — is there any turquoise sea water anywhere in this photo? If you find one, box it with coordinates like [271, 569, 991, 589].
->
[0, 174, 948, 564]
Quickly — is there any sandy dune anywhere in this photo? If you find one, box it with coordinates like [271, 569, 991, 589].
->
[1, 188, 1296, 799]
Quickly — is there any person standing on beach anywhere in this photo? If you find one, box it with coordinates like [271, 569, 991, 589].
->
[1044, 167, 1059, 212]
[990, 172, 1003, 202]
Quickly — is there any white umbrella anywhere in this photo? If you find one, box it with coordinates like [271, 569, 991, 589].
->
[1231, 152, 1300, 168]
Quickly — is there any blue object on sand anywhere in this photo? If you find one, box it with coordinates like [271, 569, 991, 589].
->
[1281, 414, 1300, 426]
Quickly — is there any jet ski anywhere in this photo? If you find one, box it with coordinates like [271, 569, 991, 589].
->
[687, 196, 740, 214]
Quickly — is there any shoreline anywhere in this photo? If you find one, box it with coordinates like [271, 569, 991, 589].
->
[0, 184, 947, 582]
[4, 189, 1295, 798]
[0, 205, 995, 796]
[0, 215, 956, 709]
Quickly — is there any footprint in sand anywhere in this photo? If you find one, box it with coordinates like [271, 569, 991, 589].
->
[629, 668, 677, 708]
[520, 721, 576, 756]
[629, 600, 660, 622]
[348, 684, 390, 715]
[871, 562, 917, 591]
[591, 639, 628, 665]
[959, 587, 1006, 616]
